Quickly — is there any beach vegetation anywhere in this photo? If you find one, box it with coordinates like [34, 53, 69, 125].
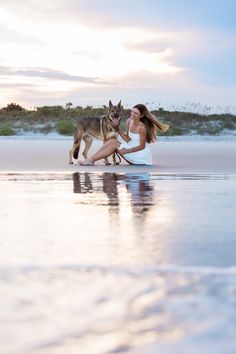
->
[0, 123, 16, 136]
[4, 103, 24, 112]
[56, 120, 74, 135]
[165, 124, 184, 136]
[0, 103, 235, 136]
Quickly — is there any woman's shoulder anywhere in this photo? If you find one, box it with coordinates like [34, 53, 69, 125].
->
[139, 122, 146, 132]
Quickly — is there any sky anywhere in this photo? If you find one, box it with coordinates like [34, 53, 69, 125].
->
[0, 0, 235, 113]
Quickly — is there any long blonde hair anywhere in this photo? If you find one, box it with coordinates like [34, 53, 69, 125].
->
[133, 104, 169, 143]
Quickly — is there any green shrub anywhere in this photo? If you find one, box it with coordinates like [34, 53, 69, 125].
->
[165, 124, 185, 136]
[56, 120, 74, 135]
[36, 105, 64, 117]
[220, 121, 235, 130]
[0, 123, 16, 136]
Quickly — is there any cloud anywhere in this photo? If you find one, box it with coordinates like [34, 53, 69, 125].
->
[0, 65, 102, 83]
[3, 67, 235, 113]
[72, 50, 104, 61]
[125, 40, 168, 54]
[114, 70, 236, 110]
[0, 23, 45, 45]
[0, 82, 35, 88]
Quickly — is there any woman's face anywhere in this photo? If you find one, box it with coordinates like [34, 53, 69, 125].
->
[131, 108, 142, 120]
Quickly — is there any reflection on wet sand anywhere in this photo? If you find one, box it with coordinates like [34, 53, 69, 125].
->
[1, 172, 236, 354]
[72, 172, 155, 219]
[72, 172, 93, 194]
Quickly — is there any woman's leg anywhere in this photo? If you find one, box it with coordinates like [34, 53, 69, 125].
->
[93, 138, 117, 155]
[80, 140, 121, 165]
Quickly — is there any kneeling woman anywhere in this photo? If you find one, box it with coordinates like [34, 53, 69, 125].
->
[79, 104, 169, 166]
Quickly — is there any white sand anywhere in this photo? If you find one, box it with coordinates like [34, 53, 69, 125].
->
[0, 137, 236, 174]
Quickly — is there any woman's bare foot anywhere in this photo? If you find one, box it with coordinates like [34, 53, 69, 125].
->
[78, 159, 94, 166]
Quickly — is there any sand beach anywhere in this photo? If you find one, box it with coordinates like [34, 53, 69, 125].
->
[0, 136, 236, 173]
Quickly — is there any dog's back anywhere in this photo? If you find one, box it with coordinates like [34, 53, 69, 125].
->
[74, 116, 104, 140]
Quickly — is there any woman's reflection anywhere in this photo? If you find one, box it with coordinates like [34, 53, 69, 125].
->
[72, 172, 155, 220]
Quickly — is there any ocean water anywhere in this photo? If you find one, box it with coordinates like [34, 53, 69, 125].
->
[0, 172, 236, 354]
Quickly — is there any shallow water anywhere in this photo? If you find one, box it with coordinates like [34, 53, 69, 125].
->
[0, 172, 236, 354]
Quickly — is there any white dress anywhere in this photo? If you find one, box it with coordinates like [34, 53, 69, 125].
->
[117, 132, 153, 165]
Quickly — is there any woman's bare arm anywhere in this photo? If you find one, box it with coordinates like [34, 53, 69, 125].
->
[115, 118, 131, 143]
[118, 126, 146, 154]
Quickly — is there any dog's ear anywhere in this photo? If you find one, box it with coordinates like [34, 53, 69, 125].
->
[109, 100, 113, 108]
[117, 100, 121, 108]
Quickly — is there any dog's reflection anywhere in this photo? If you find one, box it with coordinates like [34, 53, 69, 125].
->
[73, 172, 93, 194]
[72, 172, 154, 217]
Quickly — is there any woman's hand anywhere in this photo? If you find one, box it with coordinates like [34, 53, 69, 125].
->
[117, 148, 130, 155]
[113, 121, 120, 131]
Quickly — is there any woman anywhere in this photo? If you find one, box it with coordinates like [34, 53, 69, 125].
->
[79, 104, 169, 166]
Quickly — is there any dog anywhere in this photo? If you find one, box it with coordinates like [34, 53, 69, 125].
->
[69, 100, 122, 165]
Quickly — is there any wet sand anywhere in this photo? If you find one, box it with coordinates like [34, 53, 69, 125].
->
[0, 137, 236, 173]
[0, 171, 236, 354]
[1, 137, 236, 354]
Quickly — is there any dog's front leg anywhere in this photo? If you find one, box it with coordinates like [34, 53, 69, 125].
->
[104, 157, 111, 165]
[112, 152, 119, 165]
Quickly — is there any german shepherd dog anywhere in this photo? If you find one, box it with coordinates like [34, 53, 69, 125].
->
[69, 101, 122, 165]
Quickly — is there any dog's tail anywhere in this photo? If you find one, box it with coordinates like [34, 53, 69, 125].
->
[72, 126, 81, 159]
